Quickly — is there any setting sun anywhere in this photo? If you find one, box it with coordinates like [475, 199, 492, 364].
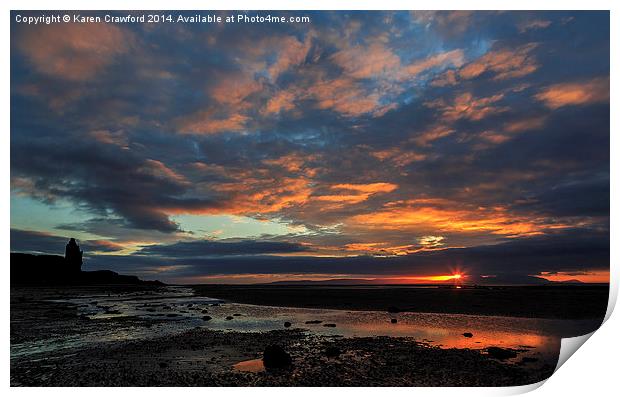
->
[398, 274, 465, 282]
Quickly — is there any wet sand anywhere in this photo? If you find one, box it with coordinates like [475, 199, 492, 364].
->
[10, 284, 603, 387]
[11, 324, 553, 386]
[192, 284, 609, 321]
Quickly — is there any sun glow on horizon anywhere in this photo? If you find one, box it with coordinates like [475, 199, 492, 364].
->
[396, 273, 465, 282]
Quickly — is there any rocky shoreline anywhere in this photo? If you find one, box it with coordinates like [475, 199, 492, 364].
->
[10, 285, 561, 386]
[11, 327, 553, 387]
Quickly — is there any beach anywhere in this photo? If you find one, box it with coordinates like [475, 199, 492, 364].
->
[10, 284, 606, 387]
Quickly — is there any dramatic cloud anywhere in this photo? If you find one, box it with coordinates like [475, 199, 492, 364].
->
[459, 43, 539, 81]
[10, 11, 609, 283]
[11, 229, 124, 255]
[136, 239, 312, 257]
[535, 77, 610, 109]
[15, 22, 134, 80]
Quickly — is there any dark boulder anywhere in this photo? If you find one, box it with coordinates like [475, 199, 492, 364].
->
[305, 320, 322, 324]
[463, 332, 473, 338]
[225, 316, 234, 320]
[263, 345, 292, 369]
[323, 323, 337, 327]
[390, 318, 398, 324]
[487, 347, 518, 360]
[202, 315, 212, 321]
[284, 321, 292, 328]
[325, 346, 342, 357]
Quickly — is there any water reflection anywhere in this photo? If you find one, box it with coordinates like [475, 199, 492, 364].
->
[12, 286, 599, 368]
[233, 358, 265, 373]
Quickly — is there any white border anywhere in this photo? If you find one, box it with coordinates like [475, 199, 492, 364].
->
[3, 1, 617, 396]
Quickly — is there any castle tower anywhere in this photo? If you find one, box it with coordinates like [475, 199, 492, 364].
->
[65, 238, 83, 272]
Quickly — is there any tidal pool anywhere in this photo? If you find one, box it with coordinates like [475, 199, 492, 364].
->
[12, 286, 599, 367]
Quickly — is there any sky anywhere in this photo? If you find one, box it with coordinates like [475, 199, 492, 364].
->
[10, 11, 610, 284]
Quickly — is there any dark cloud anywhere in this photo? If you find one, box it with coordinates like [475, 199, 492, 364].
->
[83, 231, 608, 282]
[136, 239, 312, 257]
[11, 228, 124, 255]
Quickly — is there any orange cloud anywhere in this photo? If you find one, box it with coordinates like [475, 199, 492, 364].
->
[177, 110, 247, 134]
[314, 183, 398, 205]
[330, 42, 401, 79]
[425, 92, 507, 123]
[503, 116, 547, 133]
[474, 116, 548, 148]
[459, 43, 538, 81]
[262, 153, 319, 176]
[139, 159, 189, 185]
[412, 125, 455, 146]
[331, 43, 464, 82]
[343, 242, 417, 256]
[306, 77, 383, 117]
[209, 73, 262, 108]
[16, 23, 133, 80]
[330, 183, 398, 193]
[534, 77, 609, 109]
[431, 69, 458, 87]
[477, 131, 512, 145]
[89, 130, 129, 148]
[262, 91, 296, 115]
[402, 49, 465, 78]
[348, 199, 570, 237]
[418, 235, 445, 248]
[372, 148, 427, 166]
[209, 176, 314, 215]
[266, 35, 313, 80]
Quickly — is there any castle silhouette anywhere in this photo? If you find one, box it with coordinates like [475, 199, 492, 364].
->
[65, 238, 83, 272]
[11, 238, 162, 286]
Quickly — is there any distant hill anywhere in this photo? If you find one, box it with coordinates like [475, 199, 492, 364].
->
[10, 253, 163, 286]
[266, 275, 589, 286]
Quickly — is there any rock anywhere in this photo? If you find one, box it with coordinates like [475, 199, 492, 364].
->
[462, 332, 473, 338]
[325, 346, 342, 357]
[225, 316, 234, 320]
[201, 310, 209, 314]
[233, 313, 242, 316]
[202, 315, 212, 321]
[387, 306, 400, 313]
[487, 347, 518, 360]
[166, 313, 179, 317]
[390, 319, 398, 324]
[262, 345, 292, 369]
[323, 323, 337, 327]
[305, 320, 322, 324]
[284, 321, 292, 328]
